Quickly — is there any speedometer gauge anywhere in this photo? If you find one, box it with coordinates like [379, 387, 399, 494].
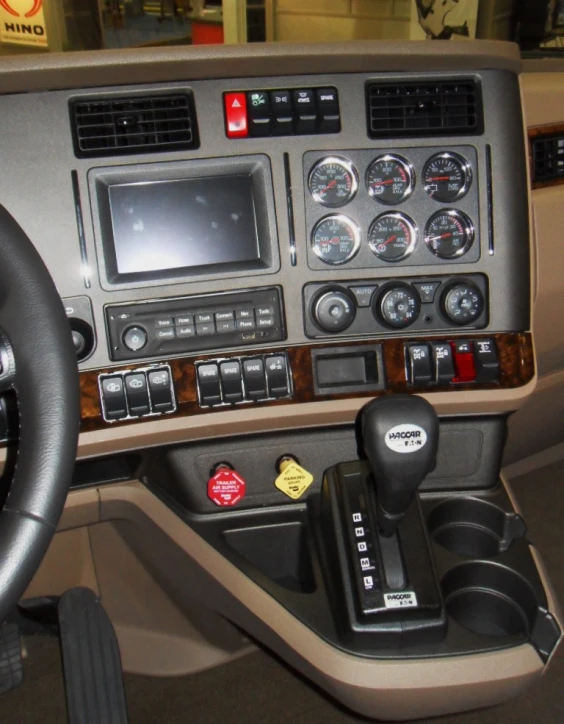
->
[311, 215, 361, 265]
[308, 157, 358, 207]
[366, 154, 414, 205]
[423, 152, 472, 202]
[425, 209, 475, 259]
[368, 213, 417, 262]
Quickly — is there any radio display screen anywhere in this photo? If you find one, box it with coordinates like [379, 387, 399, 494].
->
[108, 175, 260, 276]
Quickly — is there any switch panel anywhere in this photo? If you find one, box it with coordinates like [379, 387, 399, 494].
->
[99, 365, 176, 422]
[196, 353, 292, 407]
[223, 87, 340, 139]
[405, 339, 500, 387]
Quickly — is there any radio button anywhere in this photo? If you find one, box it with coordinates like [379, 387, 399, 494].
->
[124, 373, 150, 417]
[156, 328, 175, 341]
[101, 376, 127, 420]
[123, 326, 148, 352]
[215, 310, 235, 322]
[237, 319, 256, 331]
[236, 307, 254, 320]
[256, 305, 275, 317]
[217, 320, 236, 334]
[155, 317, 173, 328]
[257, 316, 275, 329]
[176, 325, 195, 338]
[175, 314, 193, 326]
[148, 368, 174, 412]
[196, 322, 215, 336]
[195, 312, 214, 324]
[197, 364, 221, 406]
[220, 360, 244, 403]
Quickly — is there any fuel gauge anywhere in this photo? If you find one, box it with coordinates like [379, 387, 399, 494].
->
[423, 152, 472, 203]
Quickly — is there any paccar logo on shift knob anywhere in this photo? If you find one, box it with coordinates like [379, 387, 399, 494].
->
[385, 424, 427, 454]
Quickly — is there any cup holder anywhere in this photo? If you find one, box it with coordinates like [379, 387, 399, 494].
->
[442, 562, 539, 638]
[428, 497, 526, 559]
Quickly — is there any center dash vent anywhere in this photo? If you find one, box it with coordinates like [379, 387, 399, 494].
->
[70, 93, 199, 158]
[366, 80, 483, 138]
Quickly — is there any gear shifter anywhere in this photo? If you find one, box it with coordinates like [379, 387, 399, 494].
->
[362, 395, 439, 536]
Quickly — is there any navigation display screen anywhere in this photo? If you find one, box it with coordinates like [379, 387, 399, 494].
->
[108, 175, 260, 276]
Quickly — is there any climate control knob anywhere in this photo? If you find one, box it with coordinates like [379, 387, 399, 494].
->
[441, 282, 484, 325]
[376, 285, 421, 329]
[312, 288, 356, 333]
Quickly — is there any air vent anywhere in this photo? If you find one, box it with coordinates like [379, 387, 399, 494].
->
[71, 93, 198, 158]
[531, 135, 564, 185]
[366, 80, 482, 138]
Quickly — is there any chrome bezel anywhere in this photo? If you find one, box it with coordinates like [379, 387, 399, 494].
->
[366, 153, 415, 205]
[423, 151, 472, 203]
[308, 156, 359, 208]
[311, 214, 362, 265]
[424, 209, 475, 260]
[368, 212, 418, 263]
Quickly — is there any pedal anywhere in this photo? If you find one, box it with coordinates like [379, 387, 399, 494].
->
[0, 622, 23, 694]
[58, 587, 128, 724]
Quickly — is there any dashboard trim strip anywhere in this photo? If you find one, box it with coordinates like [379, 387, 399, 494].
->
[78, 332, 534, 433]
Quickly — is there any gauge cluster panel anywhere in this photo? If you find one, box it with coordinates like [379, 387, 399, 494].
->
[303, 147, 480, 271]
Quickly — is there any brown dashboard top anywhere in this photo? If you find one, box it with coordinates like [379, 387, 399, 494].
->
[0, 40, 522, 95]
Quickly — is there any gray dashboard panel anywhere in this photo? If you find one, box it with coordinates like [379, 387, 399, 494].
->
[0, 68, 529, 372]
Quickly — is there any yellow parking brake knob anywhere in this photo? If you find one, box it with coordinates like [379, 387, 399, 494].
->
[275, 457, 314, 500]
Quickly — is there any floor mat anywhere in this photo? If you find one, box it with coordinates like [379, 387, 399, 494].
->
[1, 463, 563, 723]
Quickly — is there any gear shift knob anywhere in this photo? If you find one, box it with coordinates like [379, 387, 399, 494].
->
[361, 395, 439, 536]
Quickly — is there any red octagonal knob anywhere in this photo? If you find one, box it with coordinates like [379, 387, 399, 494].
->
[207, 467, 246, 507]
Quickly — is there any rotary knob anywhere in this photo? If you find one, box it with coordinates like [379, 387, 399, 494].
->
[376, 285, 421, 329]
[441, 282, 484, 325]
[312, 288, 356, 333]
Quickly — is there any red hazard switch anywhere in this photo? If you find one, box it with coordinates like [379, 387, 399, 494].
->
[224, 93, 248, 138]
[208, 465, 247, 507]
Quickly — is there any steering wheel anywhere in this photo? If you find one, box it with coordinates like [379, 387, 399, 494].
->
[0, 206, 80, 623]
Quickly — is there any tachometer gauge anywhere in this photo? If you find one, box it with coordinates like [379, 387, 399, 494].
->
[308, 157, 358, 207]
[311, 215, 361, 265]
[423, 152, 472, 202]
[368, 212, 417, 262]
[425, 209, 475, 259]
[366, 154, 414, 205]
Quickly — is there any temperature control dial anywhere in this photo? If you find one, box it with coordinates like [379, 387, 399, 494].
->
[376, 285, 421, 329]
[313, 288, 356, 333]
[441, 282, 485, 325]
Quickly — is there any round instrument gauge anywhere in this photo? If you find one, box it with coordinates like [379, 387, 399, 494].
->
[308, 157, 358, 207]
[423, 152, 472, 203]
[424, 209, 475, 259]
[311, 215, 361, 265]
[366, 154, 415, 205]
[368, 213, 417, 263]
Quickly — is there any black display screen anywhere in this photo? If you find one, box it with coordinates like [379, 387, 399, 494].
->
[108, 175, 260, 276]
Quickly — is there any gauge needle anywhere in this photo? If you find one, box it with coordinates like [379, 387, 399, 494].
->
[329, 236, 341, 245]
[427, 176, 451, 182]
[371, 180, 395, 187]
[380, 235, 397, 246]
[320, 180, 337, 194]
[428, 233, 453, 241]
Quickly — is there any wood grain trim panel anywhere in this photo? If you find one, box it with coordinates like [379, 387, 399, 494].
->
[80, 332, 534, 434]
[528, 123, 564, 190]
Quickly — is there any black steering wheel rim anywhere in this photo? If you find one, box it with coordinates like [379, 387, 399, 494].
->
[0, 206, 80, 622]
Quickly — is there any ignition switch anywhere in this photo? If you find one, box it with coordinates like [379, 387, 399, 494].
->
[274, 455, 314, 500]
[207, 462, 247, 507]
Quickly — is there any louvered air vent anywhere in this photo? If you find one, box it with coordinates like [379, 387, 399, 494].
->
[71, 93, 198, 158]
[366, 80, 482, 138]
[531, 135, 564, 184]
